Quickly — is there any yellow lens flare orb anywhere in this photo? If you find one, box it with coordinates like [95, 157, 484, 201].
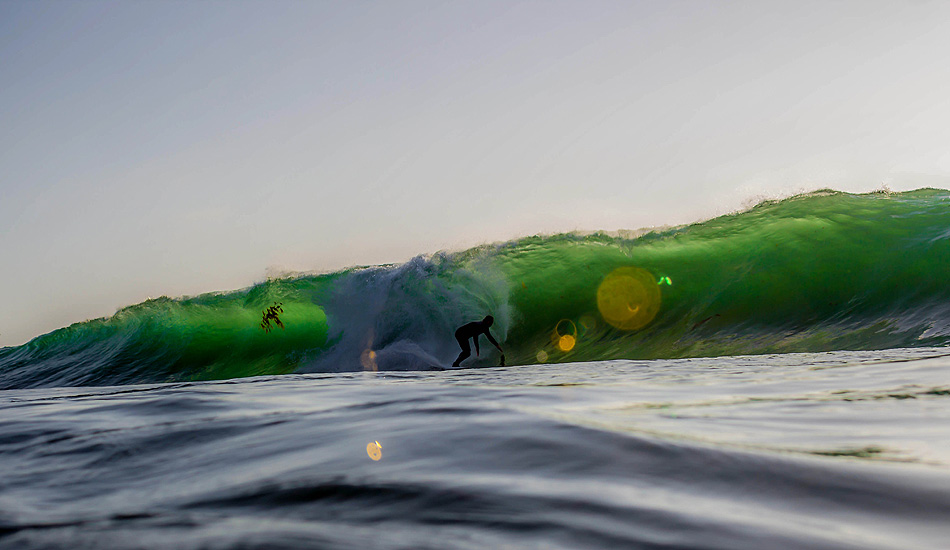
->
[536, 350, 549, 363]
[597, 267, 661, 330]
[557, 334, 576, 352]
[551, 319, 578, 352]
[366, 441, 382, 461]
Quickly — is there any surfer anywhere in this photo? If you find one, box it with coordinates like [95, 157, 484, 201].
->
[452, 315, 505, 368]
[260, 303, 285, 333]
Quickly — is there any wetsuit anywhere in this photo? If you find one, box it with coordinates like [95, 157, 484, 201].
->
[452, 319, 503, 368]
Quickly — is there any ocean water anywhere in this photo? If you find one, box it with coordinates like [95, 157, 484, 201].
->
[1, 189, 949, 548]
[2, 350, 950, 549]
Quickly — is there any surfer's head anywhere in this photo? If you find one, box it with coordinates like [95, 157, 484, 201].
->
[483, 315, 494, 326]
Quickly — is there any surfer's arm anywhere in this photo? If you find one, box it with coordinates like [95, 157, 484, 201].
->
[485, 332, 502, 352]
[474, 336, 480, 356]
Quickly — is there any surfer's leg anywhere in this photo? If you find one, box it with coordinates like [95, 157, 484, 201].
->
[452, 337, 471, 368]
[451, 350, 469, 368]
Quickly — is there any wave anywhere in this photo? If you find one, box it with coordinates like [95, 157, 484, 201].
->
[2, 188, 949, 388]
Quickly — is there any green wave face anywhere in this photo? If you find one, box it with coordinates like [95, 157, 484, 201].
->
[2, 189, 949, 388]
[0, 278, 332, 388]
[499, 189, 950, 364]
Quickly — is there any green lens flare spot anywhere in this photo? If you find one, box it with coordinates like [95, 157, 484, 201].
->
[658, 276, 672, 286]
[597, 267, 661, 331]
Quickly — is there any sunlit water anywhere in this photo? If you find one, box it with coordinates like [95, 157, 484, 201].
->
[2, 348, 949, 549]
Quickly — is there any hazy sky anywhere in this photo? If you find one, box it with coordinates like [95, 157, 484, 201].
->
[3, 0, 950, 346]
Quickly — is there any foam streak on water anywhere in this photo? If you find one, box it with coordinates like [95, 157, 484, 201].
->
[1, 349, 949, 549]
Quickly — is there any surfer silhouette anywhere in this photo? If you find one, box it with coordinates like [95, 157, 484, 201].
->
[260, 303, 285, 333]
[452, 315, 504, 368]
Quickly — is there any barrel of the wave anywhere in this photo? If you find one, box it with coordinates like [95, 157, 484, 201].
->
[596, 267, 661, 330]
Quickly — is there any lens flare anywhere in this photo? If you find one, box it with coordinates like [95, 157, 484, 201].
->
[597, 267, 661, 330]
[579, 314, 597, 333]
[554, 319, 577, 338]
[552, 319, 578, 353]
[557, 334, 576, 352]
[366, 441, 382, 461]
[536, 350, 549, 363]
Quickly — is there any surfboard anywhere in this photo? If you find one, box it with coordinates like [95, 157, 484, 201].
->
[446, 363, 507, 370]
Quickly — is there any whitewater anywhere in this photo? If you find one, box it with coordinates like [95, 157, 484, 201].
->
[1, 189, 949, 549]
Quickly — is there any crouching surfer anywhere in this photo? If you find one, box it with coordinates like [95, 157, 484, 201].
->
[452, 315, 505, 368]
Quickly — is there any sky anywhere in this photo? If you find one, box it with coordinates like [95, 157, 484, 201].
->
[2, 0, 950, 346]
